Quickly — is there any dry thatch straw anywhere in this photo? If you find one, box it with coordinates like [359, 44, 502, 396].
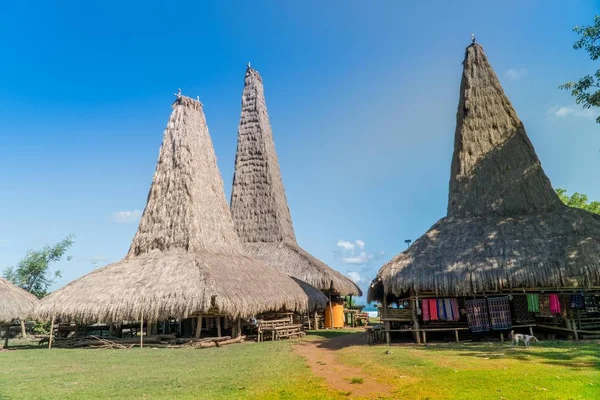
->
[368, 43, 600, 302]
[0, 277, 38, 323]
[230, 66, 361, 296]
[37, 95, 312, 324]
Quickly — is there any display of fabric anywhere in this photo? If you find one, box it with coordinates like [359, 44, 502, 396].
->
[450, 298, 460, 321]
[422, 299, 430, 321]
[465, 299, 490, 332]
[570, 294, 585, 309]
[549, 294, 561, 315]
[511, 295, 535, 323]
[526, 294, 539, 312]
[558, 295, 571, 319]
[437, 299, 447, 320]
[585, 295, 599, 316]
[538, 294, 552, 317]
[487, 296, 512, 330]
[428, 298, 438, 321]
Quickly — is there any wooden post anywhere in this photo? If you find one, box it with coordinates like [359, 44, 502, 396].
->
[140, 308, 144, 349]
[314, 311, 318, 331]
[307, 314, 312, 330]
[49, 309, 56, 350]
[529, 326, 534, 337]
[237, 318, 242, 338]
[422, 330, 427, 344]
[410, 289, 421, 344]
[195, 316, 202, 339]
[454, 329, 459, 343]
[216, 316, 221, 337]
[328, 293, 334, 329]
[3, 324, 10, 349]
[74, 322, 79, 338]
[571, 318, 579, 341]
[383, 295, 390, 345]
[20, 320, 27, 338]
[500, 332, 504, 343]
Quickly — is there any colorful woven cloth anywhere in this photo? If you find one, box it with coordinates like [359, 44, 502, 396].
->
[570, 294, 585, 309]
[549, 294, 561, 314]
[450, 298, 460, 321]
[511, 295, 535, 323]
[422, 299, 430, 321]
[465, 299, 490, 332]
[559, 295, 571, 318]
[538, 294, 552, 317]
[585, 295, 599, 316]
[429, 298, 438, 321]
[487, 296, 512, 330]
[526, 294, 539, 312]
[437, 299, 447, 320]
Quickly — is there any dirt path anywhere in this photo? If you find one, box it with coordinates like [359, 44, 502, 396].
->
[295, 332, 392, 399]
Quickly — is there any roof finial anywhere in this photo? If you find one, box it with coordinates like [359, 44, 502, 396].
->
[471, 33, 476, 44]
[196, 96, 200, 102]
[174, 88, 182, 99]
[247, 62, 251, 69]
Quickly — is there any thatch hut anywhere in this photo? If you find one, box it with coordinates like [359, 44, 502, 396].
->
[230, 66, 361, 327]
[37, 94, 314, 338]
[1, 277, 38, 346]
[368, 43, 600, 344]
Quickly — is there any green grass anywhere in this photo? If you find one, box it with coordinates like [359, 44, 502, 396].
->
[348, 377, 364, 384]
[335, 341, 600, 400]
[0, 340, 338, 400]
[305, 328, 362, 339]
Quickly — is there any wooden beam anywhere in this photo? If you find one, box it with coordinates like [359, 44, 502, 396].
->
[454, 329, 459, 343]
[383, 295, 390, 345]
[3, 324, 9, 349]
[195, 316, 202, 339]
[410, 289, 421, 344]
[216, 316, 221, 338]
[314, 311, 318, 331]
[49, 309, 56, 350]
[422, 330, 427, 344]
[140, 308, 144, 349]
[237, 318, 242, 338]
[20, 320, 27, 338]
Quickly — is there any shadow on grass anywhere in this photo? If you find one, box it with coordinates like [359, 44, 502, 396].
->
[417, 341, 600, 370]
[306, 330, 360, 340]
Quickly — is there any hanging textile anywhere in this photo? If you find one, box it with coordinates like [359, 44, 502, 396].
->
[570, 294, 585, 309]
[437, 299, 447, 320]
[450, 298, 460, 321]
[429, 299, 439, 321]
[558, 294, 571, 319]
[443, 298, 455, 321]
[538, 294, 552, 317]
[511, 295, 535, 323]
[549, 294, 561, 314]
[465, 299, 490, 332]
[526, 294, 539, 312]
[487, 296, 512, 330]
[422, 299, 430, 322]
[585, 295, 599, 316]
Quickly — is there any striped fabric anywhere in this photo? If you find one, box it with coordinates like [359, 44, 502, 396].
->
[422, 299, 430, 321]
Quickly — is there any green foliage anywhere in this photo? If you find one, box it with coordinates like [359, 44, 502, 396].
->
[555, 189, 600, 215]
[344, 296, 355, 307]
[559, 15, 600, 123]
[32, 321, 51, 335]
[3, 235, 74, 298]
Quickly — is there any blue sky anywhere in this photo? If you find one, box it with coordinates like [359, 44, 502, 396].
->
[1, 1, 598, 301]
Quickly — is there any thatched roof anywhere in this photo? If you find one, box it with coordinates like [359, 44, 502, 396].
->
[37, 95, 312, 323]
[368, 43, 600, 302]
[230, 66, 361, 296]
[0, 277, 38, 323]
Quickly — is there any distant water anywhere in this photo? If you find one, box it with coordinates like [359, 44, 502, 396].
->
[357, 303, 378, 317]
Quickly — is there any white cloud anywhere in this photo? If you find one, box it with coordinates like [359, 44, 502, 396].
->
[347, 271, 362, 283]
[342, 251, 373, 265]
[113, 210, 142, 223]
[337, 240, 355, 251]
[505, 68, 527, 80]
[547, 105, 596, 119]
[355, 240, 365, 250]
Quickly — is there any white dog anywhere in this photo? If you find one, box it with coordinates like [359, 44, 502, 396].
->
[511, 330, 538, 347]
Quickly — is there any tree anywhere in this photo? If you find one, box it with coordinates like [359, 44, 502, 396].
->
[3, 235, 74, 298]
[555, 188, 600, 215]
[559, 15, 600, 123]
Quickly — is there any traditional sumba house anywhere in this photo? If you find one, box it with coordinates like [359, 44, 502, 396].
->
[230, 66, 361, 328]
[37, 93, 315, 340]
[1, 277, 38, 347]
[368, 42, 600, 344]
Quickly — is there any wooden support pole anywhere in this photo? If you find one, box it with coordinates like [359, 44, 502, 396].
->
[237, 318, 242, 338]
[3, 324, 10, 349]
[314, 311, 318, 331]
[195, 316, 202, 339]
[140, 308, 144, 349]
[383, 295, 390, 345]
[422, 330, 427, 344]
[500, 332, 504, 343]
[571, 318, 579, 341]
[49, 309, 56, 350]
[216, 317, 221, 338]
[529, 326, 534, 337]
[455, 329, 459, 343]
[20, 320, 27, 338]
[307, 313, 312, 330]
[328, 293, 334, 329]
[410, 289, 421, 344]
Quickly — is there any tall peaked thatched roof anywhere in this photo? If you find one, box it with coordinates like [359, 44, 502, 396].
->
[37, 95, 312, 323]
[231, 66, 361, 296]
[0, 277, 38, 323]
[368, 43, 600, 301]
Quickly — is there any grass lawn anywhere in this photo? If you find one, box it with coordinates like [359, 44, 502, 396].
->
[0, 340, 337, 400]
[336, 341, 600, 399]
[1, 335, 599, 399]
